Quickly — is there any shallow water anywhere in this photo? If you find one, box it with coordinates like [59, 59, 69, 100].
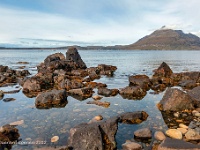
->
[0, 49, 200, 149]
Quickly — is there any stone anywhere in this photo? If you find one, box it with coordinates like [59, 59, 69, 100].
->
[165, 129, 182, 139]
[154, 131, 166, 141]
[66, 47, 87, 69]
[153, 62, 173, 77]
[98, 87, 119, 97]
[51, 136, 59, 143]
[3, 98, 16, 102]
[87, 101, 110, 108]
[179, 123, 189, 129]
[92, 95, 103, 100]
[188, 86, 200, 108]
[97, 64, 117, 76]
[177, 128, 188, 135]
[9, 120, 24, 126]
[68, 87, 93, 100]
[35, 89, 68, 109]
[158, 88, 194, 111]
[122, 141, 142, 150]
[194, 112, 200, 117]
[185, 128, 200, 141]
[179, 80, 197, 89]
[118, 111, 149, 124]
[0, 90, 4, 99]
[129, 75, 151, 90]
[158, 137, 200, 150]
[134, 128, 152, 139]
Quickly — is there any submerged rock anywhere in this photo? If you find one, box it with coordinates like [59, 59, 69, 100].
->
[134, 128, 152, 139]
[98, 87, 119, 97]
[158, 88, 194, 111]
[122, 141, 142, 150]
[35, 89, 68, 109]
[87, 100, 110, 108]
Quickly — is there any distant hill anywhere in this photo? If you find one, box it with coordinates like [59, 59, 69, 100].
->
[123, 28, 200, 50]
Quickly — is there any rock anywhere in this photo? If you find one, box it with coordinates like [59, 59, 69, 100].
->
[118, 111, 148, 124]
[129, 75, 151, 90]
[177, 128, 188, 135]
[56, 77, 84, 90]
[153, 62, 173, 77]
[66, 47, 87, 69]
[179, 123, 188, 129]
[67, 117, 118, 150]
[68, 87, 93, 100]
[51, 136, 59, 143]
[98, 87, 119, 97]
[87, 101, 110, 108]
[92, 95, 103, 100]
[165, 129, 182, 139]
[44, 53, 65, 65]
[97, 64, 117, 76]
[88, 115, 103, 123]
[179, 80, 197, 89]
[3, 98, 16, 102]
[158, 88, 194, 111]
[0, 65, 8, 72]
[185, 128, 200, 141]
[122, 141, 142, 150]
[3, 88, 21, 94]
[188, 86, 200, 108]
[9, 120, 24, 126]
[16, 61, 29, 64]
[194, 112, 200, 117]
[158, 137, 200, 150]
[119, 86, 147, 100]
[71, 69, 88, 77]
[35, 89, 68, 109]
[0, 90, 4, 99]
[134, 128, 152, 139]
[154, 131, 166, 141]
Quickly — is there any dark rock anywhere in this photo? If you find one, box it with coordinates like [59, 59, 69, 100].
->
[158, 88, 194, 111]
[0, 90, 4, 100]
[98, 87, 119, 97]
[119, 86, 147, 100]
[0, 65, 8, 72]
[188, 86, 200, 108]
[129, 75, 151, 90]
[118, 111, 149, 124]
[16, 61, 29, 64]
[87, 101, 110, 108]
[97, 64, 117, 76]
[134, 128, 152, 139]
[179, 80, 197, 89]
[66, 47, 87, 69]
[15, 70, 30, 77]
[0, 75, 6, 83]
[153, 62, 173, 78]
[3, 98, 16, 102]
[68, 87, 94, 100]
[71, 69, 88, 77]
[35, 89, 68, 109]
[3, 89, 21, 94]
[44, 53, 65, 65]
[157, 137, 200, 150]
[0, 124, 20, 150]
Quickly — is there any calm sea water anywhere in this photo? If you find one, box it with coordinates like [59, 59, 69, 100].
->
[0, 49, 200, 149]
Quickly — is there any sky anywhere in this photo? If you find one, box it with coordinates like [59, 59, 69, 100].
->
[0, 0, 200, 47]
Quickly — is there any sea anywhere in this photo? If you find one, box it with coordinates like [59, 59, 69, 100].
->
[0, 49, 200, 149]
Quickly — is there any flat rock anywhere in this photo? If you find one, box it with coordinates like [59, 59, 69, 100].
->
[134, 128, 152, 139]
[185, 128, 200, 141]
[165, 129, 182, 139]
[158, 137, 200, 150]
[122, 141, 142, 150]
[87, 100, 110, 108]
[3, 98, 16, 102]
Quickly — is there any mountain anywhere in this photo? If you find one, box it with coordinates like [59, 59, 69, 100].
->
[123, 28, 200, 50]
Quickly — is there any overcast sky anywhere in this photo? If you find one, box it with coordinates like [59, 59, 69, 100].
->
[0, 0, 200, 47]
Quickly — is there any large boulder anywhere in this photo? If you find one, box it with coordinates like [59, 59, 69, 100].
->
[35, 89, 68, 109]
[44, 53, 65, 65]
[97, 64, 117, 76]
[158, 88, 194, 111]
[188, 86, 200, 108]
[66, 47, 87, 69]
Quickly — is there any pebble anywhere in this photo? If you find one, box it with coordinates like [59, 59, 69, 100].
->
[165, 129, 182, 139]
[177, 128, 188, 135]
[122, 141, 142, 150]
[173, 112, 180, 118]
[179, 123, 188, 129]
[51, 136, 59, 143]
[194, 112, 200, 117]
[92, 95, 103, 100]
[192, 110, 199, 115]
[9, 120, 24, 126]
[154, 131, 166, 141]
[93, 115, 103, 121]
[134, 128, 152, 139]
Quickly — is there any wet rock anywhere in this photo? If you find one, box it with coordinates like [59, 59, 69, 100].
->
[0, 65, 8, 72]
[97, 64, 117, 76]
[68, 87, 93, 100]
[129, 75, 151, 90]
[119, 86, 147, 100]
[134, 128, 152, 139]
[92, 95, 103, 100]
[179, 80, 197, 89]
[154, 131, 166, 141]
[188, 86, 200, 108]
[122, 141, 142, 150]
[89, 115, 104, 123]
[177, 128, 188, 135]
[98, 87, 119, 97]
[71, 69, 88, 77]
[158, 88, 194, 111]
[16, 61, 29, 64]
[3, 88, 21, 94]
[165, 129, 182, 139]
[185, 128, 200, 141]
[66, 47, 87, 69]
[118, 111, 149, 124]
[44, 53, 65, 65]
[15, 70, 30, 77]
[158, 137, 200, 150]
[35, 89, 68, 109]
[0, 90, 4, 99]
[87, 101, 110, 108]
[51, 136, 59, 143]
[3, 98, 16, 102]
[153, 62, 173, 78]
